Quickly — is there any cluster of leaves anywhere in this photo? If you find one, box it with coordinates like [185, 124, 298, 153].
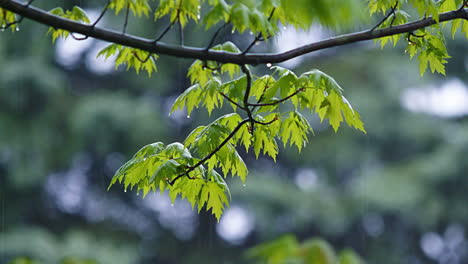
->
[406, 30, 451, 75]
[108, 140, 232, 219]
[0, 7, 17, 31]
[97, 44, 158, 76]
[109, 39, 365, 220]
[372, 0, 468, 75]
[246, 235, 364, 264]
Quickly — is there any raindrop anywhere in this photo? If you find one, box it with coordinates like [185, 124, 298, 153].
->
[249, 31, 253, 35]
[124, 189, 127, 192]
[15, 27, 19, 32]
[255, 41, 260, 46]
[266, 63, 272, 68]
[197, 15, 201, 19]
[283, 26, 287, 30]
[137, 192, 139, 196]
[171, 203, 174, 207]
[242, 184, 246, 187]
[187, 115, 190, 119]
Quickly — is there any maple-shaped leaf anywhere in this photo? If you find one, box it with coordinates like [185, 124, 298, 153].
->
[280, 111, 312, 152]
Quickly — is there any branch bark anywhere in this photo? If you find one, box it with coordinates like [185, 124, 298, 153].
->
[0, 0, 467, 65]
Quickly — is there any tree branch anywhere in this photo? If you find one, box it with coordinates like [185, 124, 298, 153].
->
[0, 0, 466, 65]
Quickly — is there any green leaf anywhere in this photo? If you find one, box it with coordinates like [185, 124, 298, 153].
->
[97, 44, 158, 76]
[202, 0, 231, 29]
[246, 235, 300, 264]
[299, 238, 338, 264]
[110, 0, 151, 17]
[252, 120, 279, 160]
[230, 3, 250, 33]
[198, 181, 229, 221]
[339, 249, 364, 264]
[221, 75, 247, 111]
[187, 60, 213, 86]
[251, 75, 276, 100]
[0, 8, 18, 32]
[202, 77, 224, 115]
[155, 0, 200, 27]
[280, 111, 311, 152]
[322, 91, 345, 132]
[211, 41, 241, 78]
[170, 84, 203, 116]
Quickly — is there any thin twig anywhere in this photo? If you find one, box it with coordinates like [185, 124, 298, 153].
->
[154, 21, 175, 42]
[122, 3, 130, 34]
[178, 19, 184, 46]
[168, 119, 250, 185]
[248, 88, 305, 107]
[24, 0, 34, 7]
[202, 63, 221, 71]
[371, 2, 399, 32]
[205, 22, 228, 51]
[153, 0, 183, 42]
[92, 0, 111, 27]
[241, 65, 255, 133]
[242, 8, 276, 54]
[253, 117, 278, 126]
[251, 77, 275, 112]
[133, 52, 153, 63]
[219, 92, 246, 110]
[458, 0, 468, 11]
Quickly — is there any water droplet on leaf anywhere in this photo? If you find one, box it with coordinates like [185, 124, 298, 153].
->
[242, 184, 246, 187]
[187, 115, 190, 118]
[171, 203, 174, 207]
[266, 63, 272, 68]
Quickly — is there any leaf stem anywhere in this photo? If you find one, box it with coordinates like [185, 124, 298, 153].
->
[219, 92, 247, 110]
[122, 3, 130, 34]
